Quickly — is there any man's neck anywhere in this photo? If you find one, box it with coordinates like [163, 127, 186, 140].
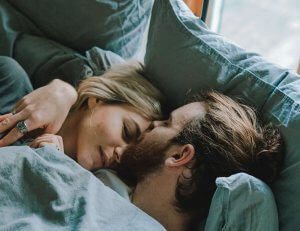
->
[132, 172, 191, 231]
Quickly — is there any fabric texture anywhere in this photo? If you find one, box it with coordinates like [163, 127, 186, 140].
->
[7, 0, 153, 59]
[0, 145, 165, 231]
[14, 34, 93, 88]
[0, 56, 32, 115]
[205, 173, 278, 231]
[0, 0, 92, 88]
[86, 47, 125, 76]
[145, 0, 300, 230]
[0, 0, 152, 88]
[94, 169, 131, 201]
[0, 56, 33, 146]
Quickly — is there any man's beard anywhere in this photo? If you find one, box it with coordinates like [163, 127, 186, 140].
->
[117, 139, 171, 186]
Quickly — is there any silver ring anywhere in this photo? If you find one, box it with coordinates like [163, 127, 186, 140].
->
[16, 121, 28, 135]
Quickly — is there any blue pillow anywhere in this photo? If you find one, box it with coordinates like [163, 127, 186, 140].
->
[86, 47, 125, 76]
[8, 0, 153, 59]
[145, 0, 300, 230]
[13, 34, 93, 88]
[0, 0, 134, 87]
[0, 1, 92, 87]
[205, 173, 278, 231]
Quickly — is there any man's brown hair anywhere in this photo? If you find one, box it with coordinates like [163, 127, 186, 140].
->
[171, 91, 284, 218]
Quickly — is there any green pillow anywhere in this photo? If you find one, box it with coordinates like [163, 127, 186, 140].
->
[8, 0, 153, 59]
[145, 0, 300, 230]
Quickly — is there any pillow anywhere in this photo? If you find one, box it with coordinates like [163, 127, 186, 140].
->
[205, 173, 278, 231]
[144, 0, 300, 230]
[14, 34, 93, 88]
[0, 1, 128, 88]
[86, 47, 125, 76]
[14, 36, 125, 88]
[0, 0, 92, 88]
[8, 0, 154, 59]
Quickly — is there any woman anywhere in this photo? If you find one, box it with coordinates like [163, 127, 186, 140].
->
[0, 56, 164, 170]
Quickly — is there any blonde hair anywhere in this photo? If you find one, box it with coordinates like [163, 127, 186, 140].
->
[72, 62, 164, 120]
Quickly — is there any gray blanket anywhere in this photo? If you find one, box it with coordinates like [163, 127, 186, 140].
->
[0, 145, 165, 231]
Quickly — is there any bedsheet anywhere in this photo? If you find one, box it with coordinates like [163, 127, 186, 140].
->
[0, 145, 165, 231]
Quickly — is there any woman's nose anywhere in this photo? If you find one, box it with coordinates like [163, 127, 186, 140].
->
[152, 120, 164, 127]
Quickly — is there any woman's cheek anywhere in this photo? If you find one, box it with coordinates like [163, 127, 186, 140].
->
[77, 152, 94, 170]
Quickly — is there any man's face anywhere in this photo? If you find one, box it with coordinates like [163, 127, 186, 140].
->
[142, 102, 207, 144]
[118, 102, 206, 185]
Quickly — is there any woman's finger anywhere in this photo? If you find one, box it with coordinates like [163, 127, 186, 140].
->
[0, 118, 33, 147]
[0, 126, 26, 147]
[0, 113, 13, 122]
[0, 110, 28, 134]
[34, 134, 58, 143]
[39, 141, 62, 151]
[30, 134, 63, 152]
[14, 96, 30, 112]
[31, 136, 51, 146]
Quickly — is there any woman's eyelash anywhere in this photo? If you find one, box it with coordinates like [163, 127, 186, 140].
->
[147, 122, 154, 131]
[123, 124, 131, 142]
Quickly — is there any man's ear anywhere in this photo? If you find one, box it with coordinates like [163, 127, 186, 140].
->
[87, 97, 98, 109]
[165, 144, 195, 168]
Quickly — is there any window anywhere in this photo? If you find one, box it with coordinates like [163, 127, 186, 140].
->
[206, 0, 300, 71]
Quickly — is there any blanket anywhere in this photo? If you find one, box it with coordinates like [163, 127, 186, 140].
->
[0, 145, 165, 231]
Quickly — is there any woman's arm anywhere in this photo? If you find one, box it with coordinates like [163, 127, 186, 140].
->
[0, 79, 77, 146]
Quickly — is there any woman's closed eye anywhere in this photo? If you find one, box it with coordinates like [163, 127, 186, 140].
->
[146, 121, 154, 132]
[122, 123, 132, 143]
[122, 119, 140, 143]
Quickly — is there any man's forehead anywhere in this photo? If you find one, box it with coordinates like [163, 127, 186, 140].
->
[172, 102, 206, 125]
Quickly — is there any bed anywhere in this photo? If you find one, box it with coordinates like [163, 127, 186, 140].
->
[1, 0, 300, 230]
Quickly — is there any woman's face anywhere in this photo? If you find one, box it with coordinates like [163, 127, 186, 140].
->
[76, 97, 151, 170]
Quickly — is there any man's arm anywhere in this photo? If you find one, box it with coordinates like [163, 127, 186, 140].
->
[0, 79, 77, 146]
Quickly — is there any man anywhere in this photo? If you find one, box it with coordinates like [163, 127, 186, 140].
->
[116, 92, 284, 230]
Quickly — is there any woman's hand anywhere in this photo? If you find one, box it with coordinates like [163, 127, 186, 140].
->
[0, 79, 77, 147]
[30, 134, 64, 152]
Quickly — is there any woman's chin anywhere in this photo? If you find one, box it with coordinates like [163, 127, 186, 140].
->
[77, 153, 95, 170]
